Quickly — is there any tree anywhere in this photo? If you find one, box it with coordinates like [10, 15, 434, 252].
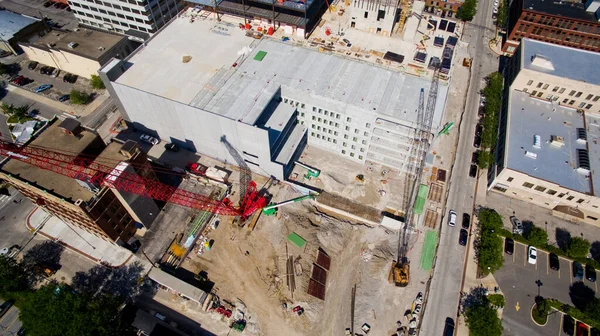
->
[524, 225, 548, 246]
[464, 304, 503, 336]
[456, 0, 477, 21]
[71, 262, 144, 302]
[90, 74, 105, 90]
[0, 63, 8, 75]
[22, 241, 64, 279]
[475, 209, 504, 275]
[566, 237, 591, 258]
[19, 283, 135, 336]
[69, 89, 90, 105]
[585, 298, 600, 325]
[0, 255, 30, 298]
[487, 294, 505, 308]
[496, 0, 508, 29]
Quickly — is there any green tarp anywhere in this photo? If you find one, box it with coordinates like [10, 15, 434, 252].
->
[254, 51, 267, 61]
[413, 184, 429, 215]
[287, 232, 306, 248]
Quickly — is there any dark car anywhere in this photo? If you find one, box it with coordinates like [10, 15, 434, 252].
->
[586, 264, 596, 282]
[469, 164, 477, 178]
[471, 151, 479, 164]
[57, 94, 70, 102]
[564, 315, 575, 336]
[549, 253, 560, 271]
[591, 327, 599, 336]
[577, 322, 589, 336]
[63, 73, 78, 84]
[164, 143, 179, 152]
[443, 317, 455, 336]
[458, 229, 468, 246]
[11, 75, 24, 84]
[504, 238, 514, 255]
[473, 135, 481, 148]
[28, 61, 38, 70]
[17, 327, 26, 336]
[0, 300, 14, 318]
[462, 213, 470, 229]
[43, 1, 53, 7]
[475, 124, 483, 136]
[574, 261, 584, 280]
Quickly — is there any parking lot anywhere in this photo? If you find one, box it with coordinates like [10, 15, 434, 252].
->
[0, 0, 79, 30]
[497, 238, 599, 336]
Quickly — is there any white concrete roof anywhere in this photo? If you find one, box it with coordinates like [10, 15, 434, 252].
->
[0, 10, 38, 41]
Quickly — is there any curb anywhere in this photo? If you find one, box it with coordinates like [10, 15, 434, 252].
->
[488, 41, 503, 56]
[26, 207, 133, 269]
[530, 303, 548, 326]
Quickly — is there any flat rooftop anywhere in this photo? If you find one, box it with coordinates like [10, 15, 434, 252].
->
[0, 10, 38, 41]
[506, 90, 594, 194]
[117, 13, 448, 129]
[2, 121, 99, 202]
[523, 0, 598, 22]
[521, 39, 600, 86]
[33, 28, 124, 60]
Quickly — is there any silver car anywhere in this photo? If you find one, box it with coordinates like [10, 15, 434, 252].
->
[448, 210, 457, 226]
[140, 134, 159, 145]
[510, 216, 523, 235]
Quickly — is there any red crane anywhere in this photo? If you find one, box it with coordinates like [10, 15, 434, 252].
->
[0, 140, 267, 221]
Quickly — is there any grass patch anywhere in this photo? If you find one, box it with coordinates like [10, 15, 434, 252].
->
[419, 230, 437, 271]
[532, 299, 550, 325]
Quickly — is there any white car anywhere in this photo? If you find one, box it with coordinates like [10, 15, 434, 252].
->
[494, 0, 499, 7]
[140, 134, 159, 145]
[528, 246, 537, 264]
[448, 210, 457, 226]
[493, 7, 498, 14]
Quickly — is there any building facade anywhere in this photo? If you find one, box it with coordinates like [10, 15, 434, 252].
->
[67, 0, 182, 39]
[0, 10, 48, 55]
[424, 0, 462, 16]
[19, 28, 134, 79]
[347, 0, 400, 36]
[503, 0, 600, 54]
[0, 119, 160, 247]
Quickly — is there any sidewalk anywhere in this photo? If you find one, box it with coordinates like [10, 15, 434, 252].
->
[26, 207, 133, 267]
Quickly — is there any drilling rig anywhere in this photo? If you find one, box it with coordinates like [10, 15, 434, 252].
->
[392, 67, 440, 287]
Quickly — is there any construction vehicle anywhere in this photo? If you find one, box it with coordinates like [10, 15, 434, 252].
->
[262, 194, 316, 216]
[295, 162, 320, 179]
[392, 66, 440, 287]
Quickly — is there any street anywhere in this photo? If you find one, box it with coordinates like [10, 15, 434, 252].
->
[419, 0, 500, 333]
[0, 304, 22, 336]
[0, 88, 63, 121]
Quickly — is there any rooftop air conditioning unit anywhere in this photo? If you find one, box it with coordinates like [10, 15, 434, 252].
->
[67, 42, 78, 49]
[525, 151, 538, 159]
[533, 134, 541, 149]
[550, 135, 565, 147]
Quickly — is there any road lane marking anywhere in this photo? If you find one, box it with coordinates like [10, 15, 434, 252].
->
[558, 312, 564, 336]
[515, 302, 520, 311]
[570, 265, 573, 283]
[546, 254, 549, 274]
[558, 268, 560, 279]
[513, 251, 515, 263]
[524, 245, 527, 267]
[595, 281, 598, 292]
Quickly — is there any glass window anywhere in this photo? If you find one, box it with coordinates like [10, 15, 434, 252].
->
[559, 88, 566, 93]
[527, 80, 533, 85]
[522, 182, 534, 188]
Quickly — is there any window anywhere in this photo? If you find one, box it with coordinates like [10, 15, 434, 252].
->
[575, 92, 582, 98]
[534, 186, 546, 192]
[527, 80, 533, 85]
[586, 104, 593, 109]
[537, 82, 543, 88]
[312, 107, 316, 112]
[353, 137, 358, 142]
[311, 132, 315, 137]
[362, 140, 367, 145]
[301, 103, 305, 108]
[336, 114, 341, 119]
[360, 148, 365, 152]
[342, 150, 346, 154]
[579, 102, 586, 108]
[552, 86, 559, 92]
[359, 155, 364, 160]
[333, 139, 337, 144]
[364, 132, 369, 136]
[354, 129, 359, 134]
[324, 111, 329, 116]
[594, 96, 600, 102]
[351, 145, 356, 150]
[345, 126, 350, 131]
[532, 90, 538, 96]
[557, 193, 565, 198]
[319, 108, 322, 113]
[547, 189, 557, 195]
[587, 216, 598, 221]
[343, 142, 347, 147]
[566, 195, 575, 201]
[569, 100, 575, 105]
[537, 92, 543, 98]
[493, 185, 508, 192]
[577, 199, 584, 204]
[364, 11, 368, 18]
[563, 99, 569, 104]
[377, 9, 385, 20]
[344, 134, 348, 139]
[347, 117, 351, 122]
[569, 90, 576, 96]
[312, 116, 316, 120]
[350, 152, 355, 157]
[586, 94, 593, 100]
[366, 123, 371, 128]
[559, 88, 566, 93]
[507, 177, 514, 182]
[522, 182, 534, 188]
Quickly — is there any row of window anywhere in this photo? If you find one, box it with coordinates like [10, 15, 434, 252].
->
[74, 10, 155, 33]
[514, 24, 600, 50]
[521, 14, 600, 35]
[70, 0, 146, 15]
[520, 180, 588, 204]
[524, 81, 600, 110]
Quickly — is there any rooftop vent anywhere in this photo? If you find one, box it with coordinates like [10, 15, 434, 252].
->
[577, 127, 587, 143]
[533, 134, 541, 148]
[550, 135, 565, 147]
[525, 151, 538, 159]
[67, 42, 78, 49]
[577, 149, 591, 170]
[97, 46, 105, 51]
[530, 54, 555, 71]
[182, 55, 192, 63]
[119, 140, 139, 159]
[58, 118, 81, 136]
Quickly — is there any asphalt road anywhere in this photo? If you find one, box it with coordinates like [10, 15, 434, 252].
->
[0, 305, 22, 336]
[0, 88, 63, 121]
[419, 0, 500, 334]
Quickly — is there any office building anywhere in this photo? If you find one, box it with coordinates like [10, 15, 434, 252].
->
[67, 0, 183, 40]
[503, 0, 600, 54]
[99, 12, 448, 180]
[347, 0, 401, 36]
[490, 39, 600, 226]
[0, 9, 47, 55]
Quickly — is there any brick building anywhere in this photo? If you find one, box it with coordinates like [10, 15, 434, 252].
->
[0, 119, 160, 248]
[424, 0, 462, 16]
[503, 0, 600, 54]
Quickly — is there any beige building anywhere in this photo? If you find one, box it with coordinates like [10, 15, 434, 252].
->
[18, 28, 134, 79]
[490, 39, 600, 226]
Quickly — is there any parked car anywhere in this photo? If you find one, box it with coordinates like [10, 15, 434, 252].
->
[17, 327, 26, 336]
[443, 317, 455, 336]
[11, 75, 24, 84]
[448, 210, 457, 227]
[591, 327, 599, 336]
[458, 229, 468, 246]
[462, 213, 471, 229]
[0, 50, 11, 58]
[564, 315, 575, 336]
[186, 162, 207, 176]
[43, 1, 53, 7]
[164, 143, 179, 152]
[57, 94, 70, 102]
[0, 300, 14, 318]
[549, 253, 560, 271]
[34, 84, 52, 93]
[473, 135, 481, 148]
[471, 151, 479, 164]
[469, 164, 477, 178]
[528, 246, 537, 264]
[51, 68, 60, 77]
[577, 322, 589, 336]
[475, 124, 483, 136]
[40, 66, 55, 75]
[573, 261, 584, 280]
[504, 238, 514, 255]
[14, 77, 31, 86]
[586, 264, 596, 282]
[493, 7, 498, 14]
[510, 216, 523, 235]
[28, 61, 39, 70]
[63, 73, 78, 83]
[140, 134, 159, 145]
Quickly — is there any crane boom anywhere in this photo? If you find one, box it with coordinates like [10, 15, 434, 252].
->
[0, 140, 264, 219]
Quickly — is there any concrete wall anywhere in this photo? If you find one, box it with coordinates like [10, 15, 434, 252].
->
[20, 44, 102, 79]
[348, 0, 398, 36]
[490, 168, 600, 226]
[110, 81, 286, 180]
[511, 68, 600, 115]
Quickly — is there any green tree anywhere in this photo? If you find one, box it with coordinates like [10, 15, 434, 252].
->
[90, 74, 105, 90]
[566, 237, 591, 258]
[456, 0, 477, 21]
[475, 210, 504, 275]
[0, 63, 8, 75]
[496, 0, 508, 29]
[532, 297, 551, 324]
[524, 226, 548, 246]
[69, 89, 90, 105]
[19, 283, 135, 336]
[0, 255, 31, 299]
[487, 294, 505, 308]
[585, 298, 600, 325]
[477, 151, 494, 169]
[464, 304, 503, 336]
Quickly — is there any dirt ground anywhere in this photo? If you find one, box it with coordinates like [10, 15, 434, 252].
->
[180, 181, 429, 335]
